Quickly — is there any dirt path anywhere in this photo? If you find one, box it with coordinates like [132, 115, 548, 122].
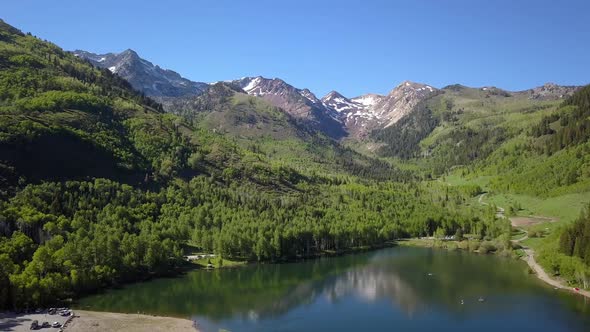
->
[522, 248, 590, 298]
[478, 193, 505, 219]
[64, 310, 197, 332]
[478, 193, 590, 299]
[513, 232, 528, 242]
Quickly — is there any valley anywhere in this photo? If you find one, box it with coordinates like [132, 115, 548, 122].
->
[0, 12, 589, 332]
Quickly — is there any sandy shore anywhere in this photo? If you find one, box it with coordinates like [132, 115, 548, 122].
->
[64, 310, 197, 332]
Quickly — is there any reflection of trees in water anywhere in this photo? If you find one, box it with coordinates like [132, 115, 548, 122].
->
[256, 248, 549, 319]
[79, 247, 589, 323]
[77, 250, 371, 319]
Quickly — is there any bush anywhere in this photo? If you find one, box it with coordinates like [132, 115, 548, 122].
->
[458, 240, 470, 250]
[529, 230, 544, 238]
[479, 241, 497, 254]
[468, 240, 481, 252]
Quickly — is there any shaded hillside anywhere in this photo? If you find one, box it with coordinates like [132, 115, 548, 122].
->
[370, 102, 439, 159]
[0, 22, 163, 191]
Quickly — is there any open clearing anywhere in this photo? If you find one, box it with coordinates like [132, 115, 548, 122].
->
[510, 215, 556, 227]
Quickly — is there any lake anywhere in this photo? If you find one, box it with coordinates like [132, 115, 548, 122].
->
[77, 247, 590, 332]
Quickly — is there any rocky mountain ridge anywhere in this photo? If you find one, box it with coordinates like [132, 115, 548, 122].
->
[74, 49, 581, 140]
[73, 49, 209, 97]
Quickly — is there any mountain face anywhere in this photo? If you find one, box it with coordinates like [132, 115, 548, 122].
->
[72, 50, 579, 142]
[521, 82, 580, 100]
[320, 82, 438, 137]
[73, 49, 209, 97]
[370, 81, 439, 128]
[233, 76, 347, 139]
[234, 76, 332, 118]
[321, 91, 380, 137]
[233, 77, 440, 138]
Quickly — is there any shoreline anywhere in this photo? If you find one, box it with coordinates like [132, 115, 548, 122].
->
[64, 310, 198, 332]
[399, 237, 590, 299]
[1, 310, 198, 332]
[479, 193, 590, 299]
[522, 248, 590, 299]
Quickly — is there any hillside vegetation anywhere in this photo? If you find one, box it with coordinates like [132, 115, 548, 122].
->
[159, 83, 404, 181]
[412, 85, 590, 287]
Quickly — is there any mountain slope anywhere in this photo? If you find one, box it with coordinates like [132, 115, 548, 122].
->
[157, 83, 404, 181]
[1, 33, 163, 191]
[233, 76, 347, 139]
[73, 49, 440, 141]
[321, 91, 380, 137]
[0, 22, 314, 197]
[320, 82, 438, 138]
[370, 83, 581, 173]
[74, 49, 209, 97]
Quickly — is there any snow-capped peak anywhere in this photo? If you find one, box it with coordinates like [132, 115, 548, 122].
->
[73, 49, 209, 97]
[350, 94, 384, 108]
[394, 81, 436, 94]
[243, 76, 262, 93]
[299, 88, 320, 104]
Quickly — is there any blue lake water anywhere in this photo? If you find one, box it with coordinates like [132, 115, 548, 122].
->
[78, 247, 590, 332]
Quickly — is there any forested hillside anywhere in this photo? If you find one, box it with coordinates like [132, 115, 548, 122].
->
[480, 86, 590, 197]
[560, 204, 590, 267]
[0, 20, 506, 310]
[371, 103, 439, 159]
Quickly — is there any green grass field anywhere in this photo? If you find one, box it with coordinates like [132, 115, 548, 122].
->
[191, 256, 248, 269]
[483, 192, 588, 222]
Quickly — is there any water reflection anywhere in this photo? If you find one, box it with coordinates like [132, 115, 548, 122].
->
[77, 247, 590, 332]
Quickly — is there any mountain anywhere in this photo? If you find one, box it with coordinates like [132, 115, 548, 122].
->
[71, 48, 513, 144]
[371, 81, 582, 174]
[371, 81, 439, 128]
[321, 91, 380, 137]
[1, 18, 589, 312]
[320, 82, 438, 137]
[520, 82, 580, 100]
[156, 83, 401, 180]
[233, 76, 347, 139]
[73, 48, 581, 147]
[232, 77, 439, 138]
[73, 49, 209, 97]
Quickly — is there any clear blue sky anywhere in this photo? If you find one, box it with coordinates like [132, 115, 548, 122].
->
[3, 0, 589, 97]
